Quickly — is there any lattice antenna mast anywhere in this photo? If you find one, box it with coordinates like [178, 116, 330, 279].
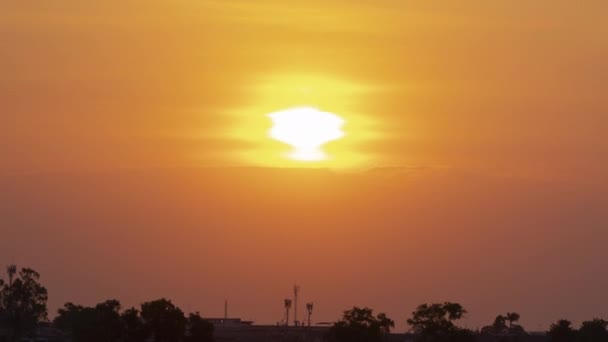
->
[293, 285, 300, 326]
[284, 299, 292, 327]
[306, 302, 314, 327]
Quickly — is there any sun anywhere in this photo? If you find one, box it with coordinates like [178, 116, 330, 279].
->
[267, 107, 345, 161]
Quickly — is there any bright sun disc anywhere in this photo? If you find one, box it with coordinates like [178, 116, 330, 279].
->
[268, 107, 345, 161]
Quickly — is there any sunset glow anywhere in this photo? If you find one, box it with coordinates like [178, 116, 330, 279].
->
[1, 0, 607, 335]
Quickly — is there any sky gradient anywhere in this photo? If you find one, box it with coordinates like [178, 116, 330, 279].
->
[1, 0, 607, 331]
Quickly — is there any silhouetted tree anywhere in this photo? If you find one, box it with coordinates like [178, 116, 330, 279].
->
[6, 265, 16, 286]
[140, 298, 187, 342]
[328, 306, 394, 342]
[449, 328, 476, 342]
[0, 266, 48, 341]
[55, 298, 210, 342]
[481, 312, 526, 337]
[54, 300, 123, 342]
[577, 319, 608, 342]
[481, 315, 508, 335]
[53, 303, 78, 331]
[186, 312, 214, 342]
[54, 303, 95, 341]
[121, 307, 148, 342]
[506, 312, 520, 329]
[94, 300, 123, 342]
[406, 302, 473, 342]
[548, 319, 576, 342]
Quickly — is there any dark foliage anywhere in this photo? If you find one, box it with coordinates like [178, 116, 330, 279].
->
[140, 298, 187, 342]
[548, 320, 576, 342]
[328, 306, 394, 342]
[54, 300, 123, 342]
[0, 265, 48, 341]
[54, 298, 213, 342]
[481, 312, 526, 337]
[577, 319, 608, 342]
[121, 307, 148, 342]
[186, 312, 214, 342]
[407, 302, 474, 342]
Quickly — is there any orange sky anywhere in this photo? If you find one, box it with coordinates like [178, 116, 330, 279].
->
[1, 0, 607, 331]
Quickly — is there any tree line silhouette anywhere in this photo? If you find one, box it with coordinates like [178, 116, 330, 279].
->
[52, 298, 213, 342]
[1, 265, 607, 342]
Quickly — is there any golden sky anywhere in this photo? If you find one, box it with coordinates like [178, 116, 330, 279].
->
[1, 0, 607, 330]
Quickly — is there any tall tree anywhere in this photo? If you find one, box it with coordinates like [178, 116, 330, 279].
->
[407, 302, 474, 342]
[328, 307, 394, 342]
[0, 266, 48, 342]
[140, 298, 187, 342]
[547, 319, 576, 342]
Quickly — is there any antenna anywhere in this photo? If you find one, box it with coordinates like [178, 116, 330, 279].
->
[224, 299, 228, 320]
[284, 299, 292, 327]
[293, 284, 300, 326]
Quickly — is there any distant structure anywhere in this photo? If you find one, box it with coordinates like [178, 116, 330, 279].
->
[224, 299, 228, 320]
[277, 285, 313, 328]
[205, 317, 253, 328]
[306, 302, 314, 327]
[293, 285, 300, 326]
[283, 299, 292, 327]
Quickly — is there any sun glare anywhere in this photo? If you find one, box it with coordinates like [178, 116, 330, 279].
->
[268, 107, 345, 161]
[226, 73, 377, 168]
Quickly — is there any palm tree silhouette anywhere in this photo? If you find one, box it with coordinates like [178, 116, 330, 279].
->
[506, 312, 520, 330]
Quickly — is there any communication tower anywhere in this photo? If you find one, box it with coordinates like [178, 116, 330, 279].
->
[284, 299, 292, 326]
[293, 285, 300, 326]
[306, 302, 314, 327]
